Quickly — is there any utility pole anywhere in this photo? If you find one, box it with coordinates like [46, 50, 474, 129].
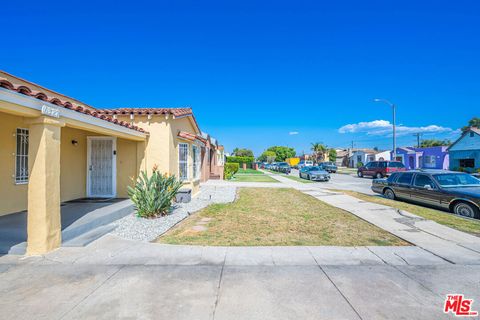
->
[413, 133, 423, 148]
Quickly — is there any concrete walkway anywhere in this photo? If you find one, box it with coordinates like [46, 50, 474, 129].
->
[1, 235, 479, 319]
[267, 173, 480, 265]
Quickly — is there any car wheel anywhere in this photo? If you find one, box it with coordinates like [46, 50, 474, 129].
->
[383, 188, 396, 200]
[357, 171, 363, 178]
[453, 202, 480, 219]
[376, 172, 383, 179]
[307, 174, 311, 180]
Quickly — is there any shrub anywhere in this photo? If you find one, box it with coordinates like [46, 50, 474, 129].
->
[224, 163, 240, 180]
[357, 161, 364, 168]
[127, 166, 183, 218]
[226, 156, 255, 164]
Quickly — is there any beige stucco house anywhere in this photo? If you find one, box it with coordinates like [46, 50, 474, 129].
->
[0, 70, 223, 255]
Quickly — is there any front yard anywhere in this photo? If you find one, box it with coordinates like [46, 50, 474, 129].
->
[157, 188, 408, 246]
[231, 169, 277, 182]
[338, 190, 480, 237]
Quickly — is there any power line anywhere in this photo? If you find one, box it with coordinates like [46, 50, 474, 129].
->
[413, 133, 423, 148]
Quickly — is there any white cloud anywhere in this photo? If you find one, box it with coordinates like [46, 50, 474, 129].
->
[289, 131, 299, 135]
[338, 120, 453, 137]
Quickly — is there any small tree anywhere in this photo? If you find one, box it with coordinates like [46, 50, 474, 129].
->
[420, 139, 451, 147]
[328, 148, 337, 162]
[258, 150, 276, 163]
[233, 148, 254, 157]
[265, 146, 296, 162]
[461, 117, 480, 132]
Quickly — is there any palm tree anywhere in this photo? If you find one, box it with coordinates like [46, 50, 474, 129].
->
[310, 142, 327, 163]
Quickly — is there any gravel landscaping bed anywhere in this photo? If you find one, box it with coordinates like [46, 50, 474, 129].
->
[111, 185, 237, 242]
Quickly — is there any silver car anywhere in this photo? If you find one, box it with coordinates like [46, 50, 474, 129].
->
[299, 166, 330, 181]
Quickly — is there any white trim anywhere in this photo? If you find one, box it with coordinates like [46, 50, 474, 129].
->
[86, 136, 117, 198]
[0, 88, 146, 139]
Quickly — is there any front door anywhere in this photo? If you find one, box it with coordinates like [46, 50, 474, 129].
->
[87, 137, 116, 198]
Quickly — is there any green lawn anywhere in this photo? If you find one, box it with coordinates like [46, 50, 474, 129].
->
[338, 190, 480, 237]
[157, 188, 408, 246]
[231, 174, 277, 182]
[236, 168, 263, 175]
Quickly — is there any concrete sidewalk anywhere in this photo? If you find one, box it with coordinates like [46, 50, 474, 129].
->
[268, 173, 480, 265]
[1, 235, 479, 319]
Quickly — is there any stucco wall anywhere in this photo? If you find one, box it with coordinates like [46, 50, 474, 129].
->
[115, 115, 171, 175]
[120, 114, 201, 194]
[116, 138, 139, 198]
[60, 126, 88, 202]
[0, 117, 141, 216]
[0, 112, 28, 216]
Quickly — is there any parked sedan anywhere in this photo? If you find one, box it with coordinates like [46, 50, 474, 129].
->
[372, 170, 480, 219]
[277, 162, 291, 174]
[320, 162, 338, 173]
[299, 166, 330, 181]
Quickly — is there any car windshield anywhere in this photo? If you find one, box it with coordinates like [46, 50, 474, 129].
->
[433, 173, 480, 188]
[308, 166, 322, 171]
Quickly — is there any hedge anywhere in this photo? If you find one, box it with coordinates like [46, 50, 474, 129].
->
[226, 156, 255, 164]
[224, 163, 240, 180]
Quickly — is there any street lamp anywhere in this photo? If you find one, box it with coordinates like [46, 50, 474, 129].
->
[373, 98, 396, 159]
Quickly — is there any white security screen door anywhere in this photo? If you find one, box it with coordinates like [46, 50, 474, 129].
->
[87, 137, 116, 198]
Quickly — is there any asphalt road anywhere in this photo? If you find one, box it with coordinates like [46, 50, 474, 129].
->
[289, 168, 375, 195]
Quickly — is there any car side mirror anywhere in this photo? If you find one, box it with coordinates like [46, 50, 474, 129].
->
[423, 185, 432, 190]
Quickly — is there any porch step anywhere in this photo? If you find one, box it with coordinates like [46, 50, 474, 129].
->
[61, 199, 134, 242]
[0, 242, 26, 255]
[62, 224, 117, 247]
[0, 199, 134, 255]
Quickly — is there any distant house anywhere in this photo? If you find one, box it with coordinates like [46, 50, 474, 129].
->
[447, 127, 480, 172]
[348, 149, 390, 167]
[335, 149, 349, 167]
[391, 146, 449, 170]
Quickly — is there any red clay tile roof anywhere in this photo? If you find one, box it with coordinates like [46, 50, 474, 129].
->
[177, 131, 197, 142]
[0, 71, 147, 134]
[177, 131, 208, 144]
[97, 108, 193, 117]
[98, 108, 201, 133]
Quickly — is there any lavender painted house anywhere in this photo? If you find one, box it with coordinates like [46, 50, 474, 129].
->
[391, 146, 449, 170]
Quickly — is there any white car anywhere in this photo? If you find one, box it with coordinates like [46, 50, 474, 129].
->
[297, 160, 314, 169]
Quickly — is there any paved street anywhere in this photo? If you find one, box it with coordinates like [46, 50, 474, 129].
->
[289, 168, 375, 194]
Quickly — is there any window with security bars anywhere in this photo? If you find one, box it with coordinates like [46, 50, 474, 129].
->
[15, 128, 29, 184]
[179, 143, 189, 181]
[192, 145, 201, 180]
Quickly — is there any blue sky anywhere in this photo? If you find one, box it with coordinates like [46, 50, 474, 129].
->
[2, 0, 479, 156]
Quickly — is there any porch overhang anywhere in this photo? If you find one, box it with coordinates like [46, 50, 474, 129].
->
[0, 88, 148, 141]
